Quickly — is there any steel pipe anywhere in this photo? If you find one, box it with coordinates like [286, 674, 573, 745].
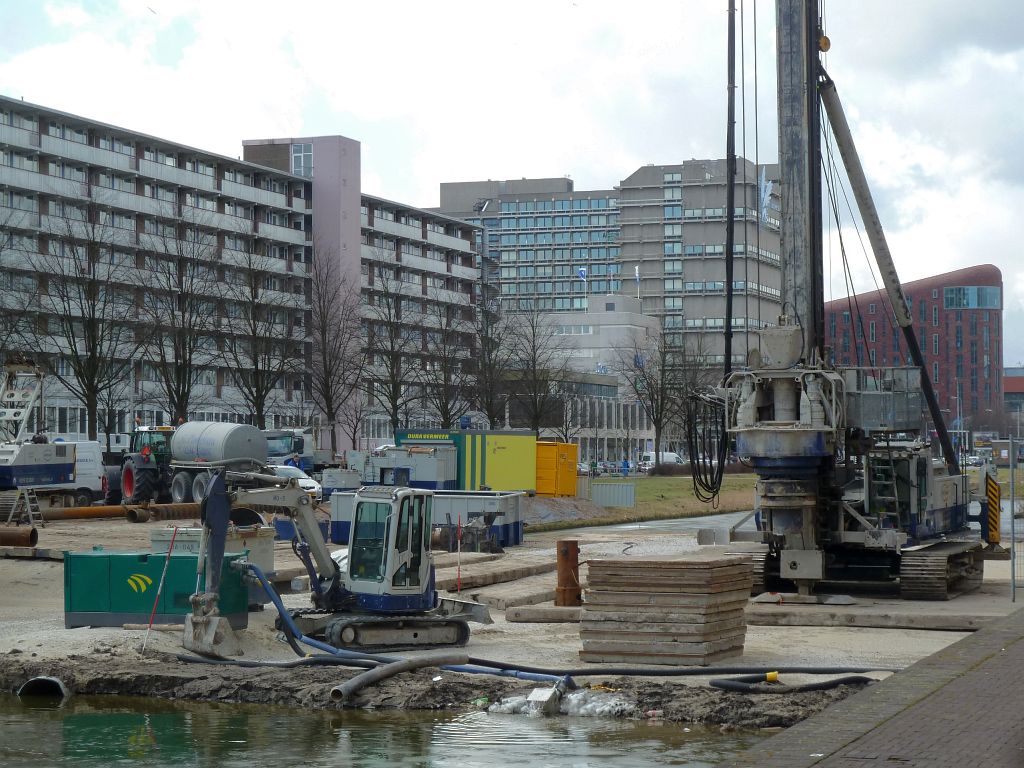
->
[40, 505, 129, 521]
[0, 527, 38, 547]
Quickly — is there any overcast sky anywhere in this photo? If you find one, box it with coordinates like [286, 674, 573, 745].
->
[2, 1, 1022, 361]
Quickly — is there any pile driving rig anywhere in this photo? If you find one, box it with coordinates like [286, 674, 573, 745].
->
[702, 1, 1002, 600]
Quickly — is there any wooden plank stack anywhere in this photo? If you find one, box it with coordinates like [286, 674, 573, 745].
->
[579, 552, 753, 666]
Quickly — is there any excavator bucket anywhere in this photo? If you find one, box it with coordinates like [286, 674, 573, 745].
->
[183, 592, 242, 658]
[182, 473, 242, 657]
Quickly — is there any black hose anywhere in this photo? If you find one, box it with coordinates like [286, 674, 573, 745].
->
[175, 653, 377, 670]
[465, 658, 896, 678]
[709, 673, 876, 693]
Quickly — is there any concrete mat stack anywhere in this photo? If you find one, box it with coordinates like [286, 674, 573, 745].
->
[579, 552, 753, 666]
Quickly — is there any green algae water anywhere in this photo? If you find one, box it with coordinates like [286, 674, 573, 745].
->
[0, 694, 765, 767]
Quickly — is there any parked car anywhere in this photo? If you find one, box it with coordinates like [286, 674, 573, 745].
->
[577, 462, 590, 475]
[965, 455, 984, 467]
[268, 464, 323, 503]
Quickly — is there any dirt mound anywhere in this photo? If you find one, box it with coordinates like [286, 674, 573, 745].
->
[0, 647, 865, 727]
[522, 495, 607, 526]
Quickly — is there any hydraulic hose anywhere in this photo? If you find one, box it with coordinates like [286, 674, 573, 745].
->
[244, 562, 390, 662]
[176, 653, 376, 670]
[245, 563, 566, 685]
[709, 672, 877, 693]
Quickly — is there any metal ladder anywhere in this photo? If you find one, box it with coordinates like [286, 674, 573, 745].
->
[869, 454, 901, 527]
[1, 488, 44, 528]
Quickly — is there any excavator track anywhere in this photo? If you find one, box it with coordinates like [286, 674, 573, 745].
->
[899, 542, 984, 600]
[323, 614, 471, 651]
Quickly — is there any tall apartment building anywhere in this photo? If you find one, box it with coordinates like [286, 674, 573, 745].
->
[823, 265, 1003, 429]
[617, 158, 782, 366]
[0, 95, 313, 441]
[244, 138, 481, 448]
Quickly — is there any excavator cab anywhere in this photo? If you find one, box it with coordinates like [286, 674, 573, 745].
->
[346, 487, 436, 613]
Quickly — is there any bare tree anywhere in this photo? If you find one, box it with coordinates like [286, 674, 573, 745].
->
[417, 295, 474, 430]
[362, 254, 423, 433]
[137, 218, 222, 424]
[465, 302, 515, 430]
[309, 245, 364, 453]
[337, 388, 370, 452]
[0, 207, 39, 359]
[506, 306, 570, 436]
[549, 383, 583, 444]
[615, 328, 710, 471]
[26, 199, 143, 440]
[218, 247, 306, 429]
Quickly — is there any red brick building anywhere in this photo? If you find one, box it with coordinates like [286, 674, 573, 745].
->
[824, 265, 1003, 429]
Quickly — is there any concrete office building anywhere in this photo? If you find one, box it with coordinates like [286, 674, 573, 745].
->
[437, 177, 622, 315]
[616, 158, 782, 367]
[0, 94, 312, 442]
[548, 295, 661, 461]
[823, 265, 1003, 430]
[440, 160, 783, 372]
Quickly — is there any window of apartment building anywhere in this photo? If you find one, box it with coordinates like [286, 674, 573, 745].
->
[932, 334, 939, 355]
[663, 278, 684, 292]
[683, 208, 702, 219]
[663, 205, 682, 219]
[933, 362, 939, 384]
[47, 161, 86, 182]
[664, 224, 682, 237]
[46, 200, 82, 220]
[869, 321, 876, 342]
[868, 303, 876, 314]
[665, 297, 683, 310]
[663, 260, 682, 275]
[684, 318, 703, 328]
[664, 186, 682, 200]
[684, 281, 704, 293]
[955, 325, 963, 349]
[1, 150, 38, 172]
[932, 289, 938, 299]
[706, 318, 725, 329]
[932, 305, 939, 326]
[291, 143, 313, 177]
[663, 172, 682, 183]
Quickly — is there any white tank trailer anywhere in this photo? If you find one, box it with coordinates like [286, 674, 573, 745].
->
[158, 423, 266, 504]
[171, 422, 267, 465]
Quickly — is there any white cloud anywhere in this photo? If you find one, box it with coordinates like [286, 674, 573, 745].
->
[2, 0, 1023, 361]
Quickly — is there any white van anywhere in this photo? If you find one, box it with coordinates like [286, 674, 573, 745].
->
[35, 441, 105, 506]
[639, 451, 684, 472]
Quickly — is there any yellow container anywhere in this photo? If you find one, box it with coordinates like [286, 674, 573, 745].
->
[536, 441, 578, 497]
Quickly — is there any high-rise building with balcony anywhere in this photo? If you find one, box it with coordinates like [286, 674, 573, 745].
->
[0, 94, 312, 441]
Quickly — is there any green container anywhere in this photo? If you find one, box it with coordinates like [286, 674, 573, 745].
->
[63, 549, 248, 629]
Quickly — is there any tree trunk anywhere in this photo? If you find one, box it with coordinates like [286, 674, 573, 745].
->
[86, 392, 98, 441]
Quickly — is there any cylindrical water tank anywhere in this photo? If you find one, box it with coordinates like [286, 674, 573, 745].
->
[171, 422, 268, 464]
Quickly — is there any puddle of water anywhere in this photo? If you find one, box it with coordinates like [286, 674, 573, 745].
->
[1, 693, 764, 767]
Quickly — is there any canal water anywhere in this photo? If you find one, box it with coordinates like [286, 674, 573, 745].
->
[1, 693, 765, 767]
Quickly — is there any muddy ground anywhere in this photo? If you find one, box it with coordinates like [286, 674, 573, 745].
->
[0, 642, 862, 729]
[1, 511, 994, 730]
